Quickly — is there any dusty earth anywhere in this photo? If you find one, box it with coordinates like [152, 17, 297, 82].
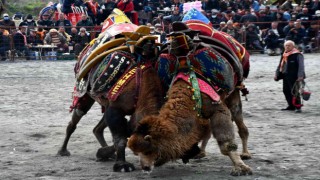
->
[0, 53, 319, 180]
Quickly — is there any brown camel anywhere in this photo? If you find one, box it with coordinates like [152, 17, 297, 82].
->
[128, 79, 252, 175]
[57, 27, 165, 172]
[127, 29, 252, 175]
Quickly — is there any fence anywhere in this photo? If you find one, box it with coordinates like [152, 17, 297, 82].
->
[2, 20, 320, 61]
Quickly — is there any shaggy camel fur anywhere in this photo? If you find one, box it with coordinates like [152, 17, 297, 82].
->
[128, 80, 252, 175]
[197, 88, 251, 160]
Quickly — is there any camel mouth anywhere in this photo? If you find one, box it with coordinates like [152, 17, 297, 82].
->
[142, 166, 153, 174]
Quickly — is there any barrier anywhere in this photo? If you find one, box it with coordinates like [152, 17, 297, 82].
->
[29, 51, 40, 60]
[45, 51, 57, 60]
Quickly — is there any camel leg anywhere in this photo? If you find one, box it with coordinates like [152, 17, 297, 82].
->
[226, 90, 251, 159]
[95, 113, 116, 161]
[210, 103, 252, 176]
[57, 95, 95, 156]
[194, 129, 211, 159]
[93, 113, 108, 147]
[105, 106, 135, 172]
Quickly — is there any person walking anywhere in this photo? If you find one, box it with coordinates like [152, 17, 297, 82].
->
[274, 40, 306, 113]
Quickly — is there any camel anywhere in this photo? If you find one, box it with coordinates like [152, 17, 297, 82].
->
[57, 23, 166, 172]
[127, 24, 253, 175]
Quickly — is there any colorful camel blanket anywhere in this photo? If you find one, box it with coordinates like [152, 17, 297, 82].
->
[107, 64, 150, 101]
[157, 47, 235, 92]
[184, 20, 250, 78]
[89, 50, 135, 97]
[173, 72, 220, 102]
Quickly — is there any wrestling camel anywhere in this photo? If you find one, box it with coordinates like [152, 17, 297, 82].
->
[128, 24, 253, 175]
[58, 24, 166, 172]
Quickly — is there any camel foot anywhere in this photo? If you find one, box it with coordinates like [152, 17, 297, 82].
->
[96, 146, 116, 161]
[57, 149, 71, 156]
[193, 150, 206, 159]
[230, 164, 253, 176]
[113, 161, 135, 172]
[240, 152, 252, 160]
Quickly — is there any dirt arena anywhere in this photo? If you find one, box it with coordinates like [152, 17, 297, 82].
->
[0, 53, 319, 180]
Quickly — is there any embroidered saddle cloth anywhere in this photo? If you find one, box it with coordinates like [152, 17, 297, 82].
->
[89, 50, 135, 97]
[173, 72, 220, 102]
[157, 47, 235, 93]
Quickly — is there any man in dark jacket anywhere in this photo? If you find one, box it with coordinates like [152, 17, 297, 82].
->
[19, 14, 37, 35]
[76, 14, 94, 31]
[74, 27, 91, 55]
[54, 13, 72, 34]
[13, 25, 30, 60]
[37, 14, 54, 32]
[0, 30, 11, 61]
[0, 13, 16, 33]
[274, 40, 305, 113]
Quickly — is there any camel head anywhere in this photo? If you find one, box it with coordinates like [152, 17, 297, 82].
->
[127, 115, 177, 173]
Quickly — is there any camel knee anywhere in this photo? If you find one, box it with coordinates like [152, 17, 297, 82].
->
[75, 109, 86, 117]
[218, 141, 238, 156]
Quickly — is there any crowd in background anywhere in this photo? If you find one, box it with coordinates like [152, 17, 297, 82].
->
[2, 0, 320, 61]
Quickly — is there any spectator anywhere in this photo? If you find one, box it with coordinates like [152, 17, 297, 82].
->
[83, 0, 99, 25]
[202, 0, 218, 13]
[74, 27, 91, 55]
[218, 21, 226, 31]
[117, 0, 134, 20]
[240, 9, 258, 24]
[13, 25, 30, 60]
[97, 0, 116, 25]
[281, 7, 291, 21]
[264, 21, 286, 39]
[19, 14, 37, 35]
[54, 13, 72, 34]
[303, 21, 319, 52]
[36, 27, 46, 41]
[285, 20, 306, 49]
[171, 0, 183, 13]
[221, 20, 241, 42]
[274, 40, 305, 113]
[281, 0, 294, 12]
[258, 10, 274, 30]
[69, 27, 79, 53]
[0, 13, 16, 33]
[154, 23, 167, 44]
[27, 29, 43, 47]
[245, 23, 264, 53]
[0, 30, 11, 61]
[309, 0, 320, 14]
[58, 26, 71, 43]
[264, 29, 281, 55]
[296, 7, 313, 29]
[283, 19, 295, 37]
[209, 9, 223, 29]
[163, 7, 182, 24]
[44, 28, 68, 53]
[37, 14, 54, 32]
[76, 14, 94, 32]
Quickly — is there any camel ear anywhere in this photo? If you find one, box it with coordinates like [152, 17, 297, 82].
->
[144, 135, 152, 141]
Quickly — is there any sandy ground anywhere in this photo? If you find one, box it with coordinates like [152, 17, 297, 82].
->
[0, 53, 319, 180]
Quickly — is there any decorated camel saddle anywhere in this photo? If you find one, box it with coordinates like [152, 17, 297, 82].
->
[157, 8, 250, 105]
[72, 9, 162, 105]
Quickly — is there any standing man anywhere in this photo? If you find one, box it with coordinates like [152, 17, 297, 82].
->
[274, 40, 306, 113]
